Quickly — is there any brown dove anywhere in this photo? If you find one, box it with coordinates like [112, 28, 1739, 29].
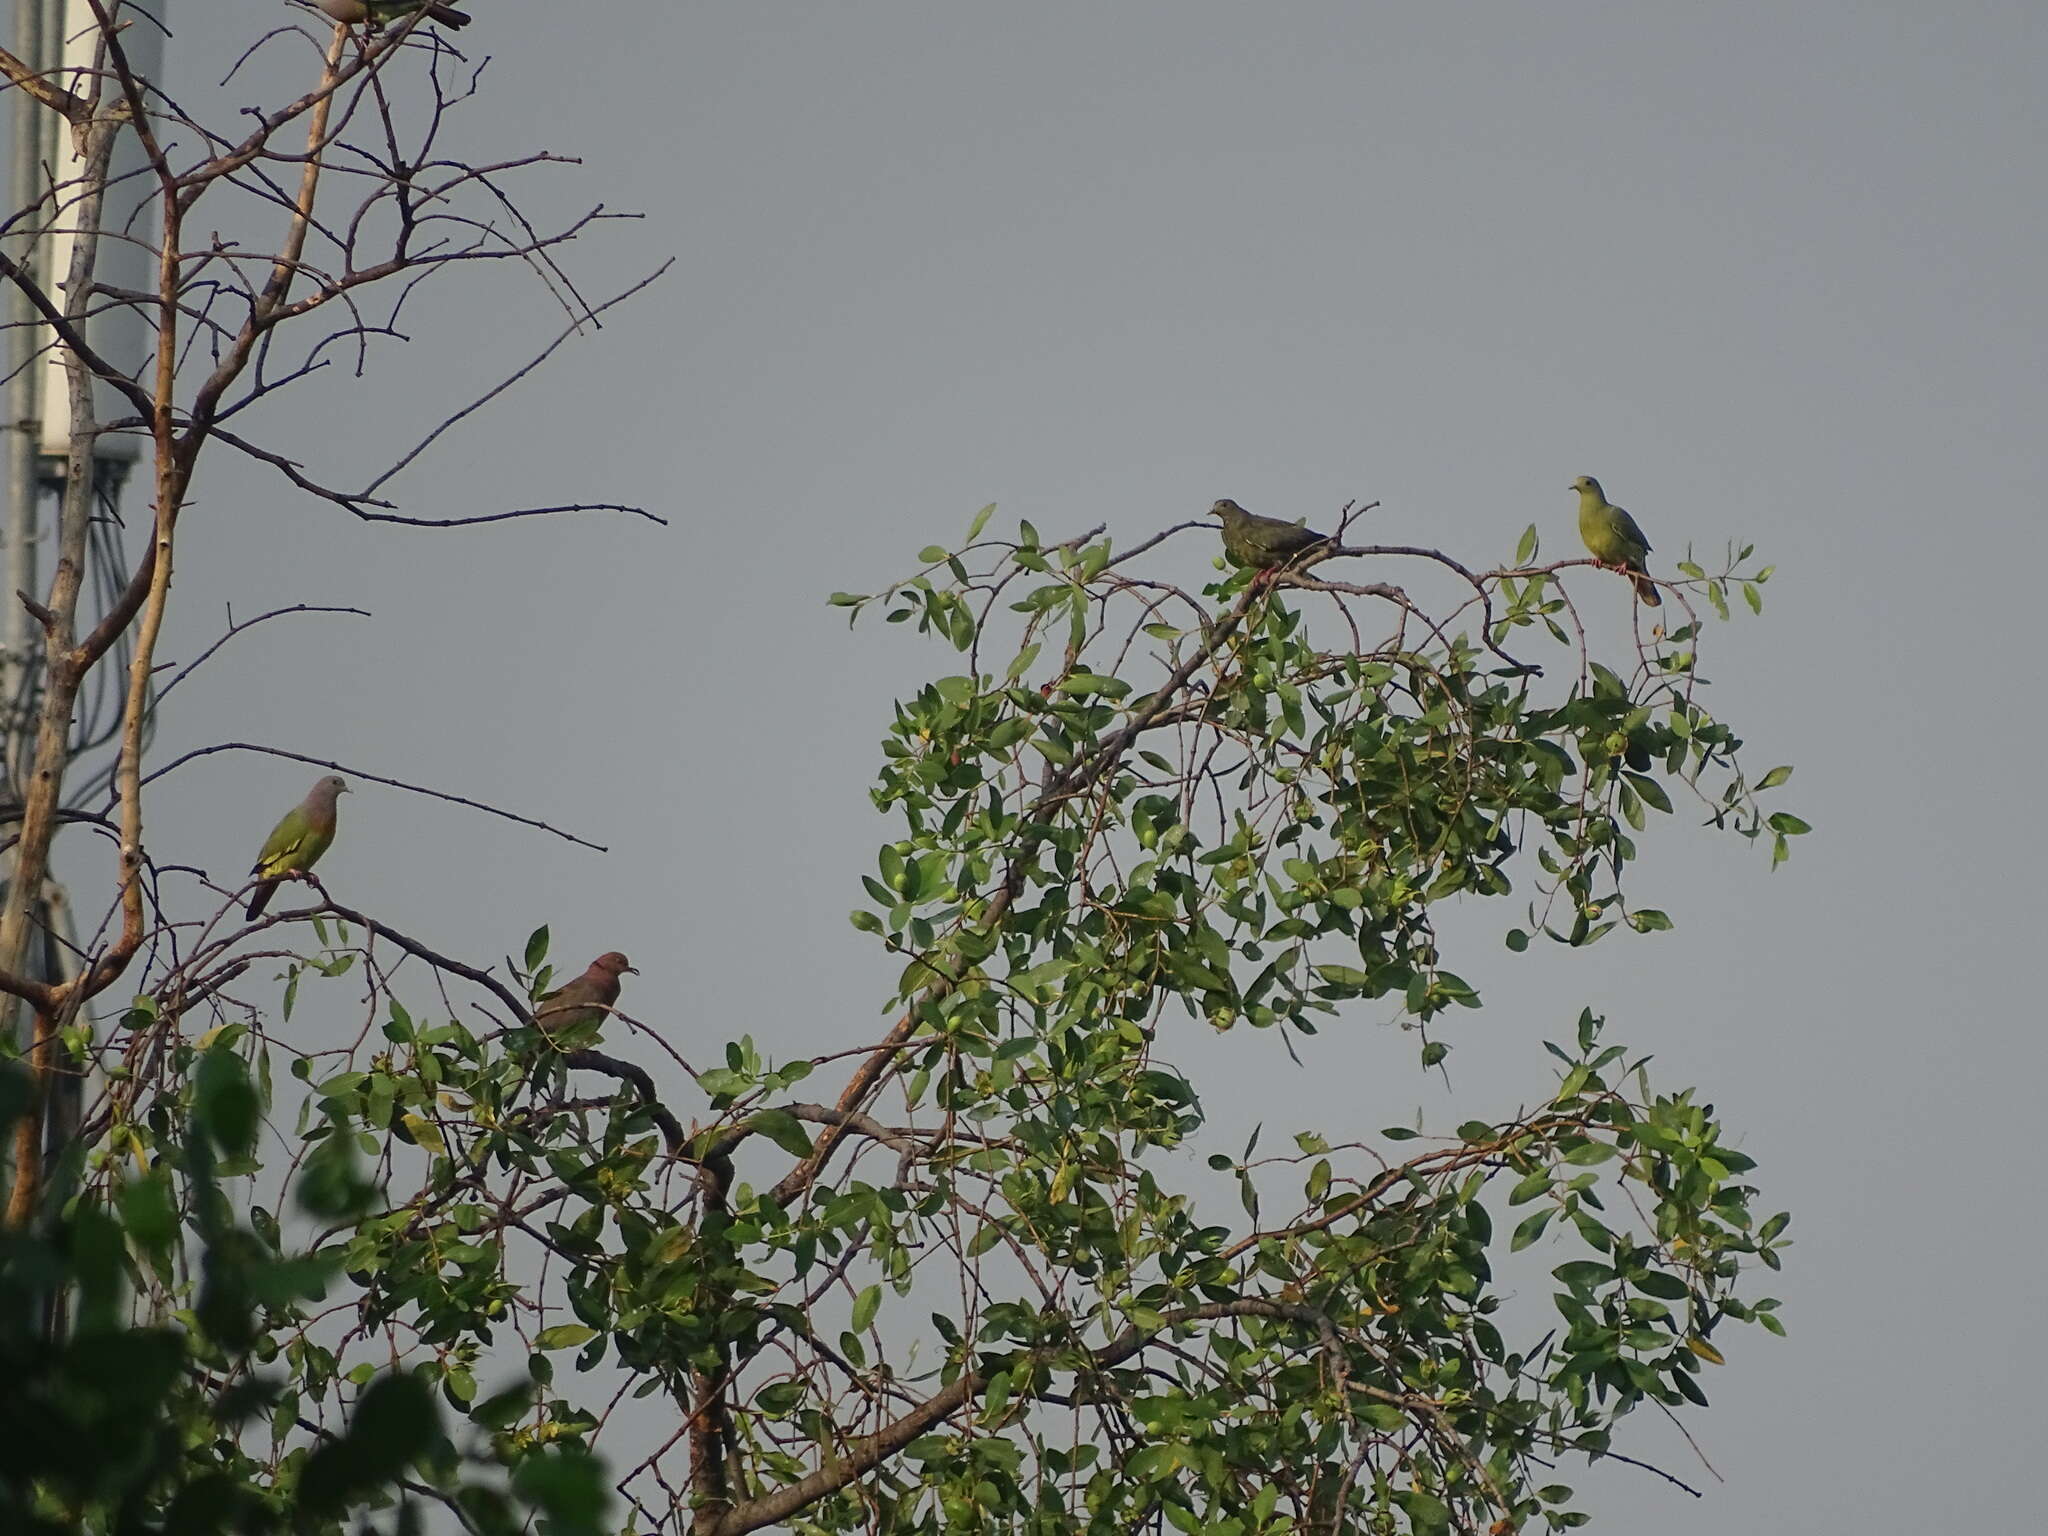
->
[533, 952, 638, 1038]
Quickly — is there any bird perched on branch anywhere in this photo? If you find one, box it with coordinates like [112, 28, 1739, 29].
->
[1571, 475, 1660, 606]
[1210, 498, 1332, 573]
[533, 952, 638, 1040]
[245, 774, 349, 919]
[314, 0, 473, 30]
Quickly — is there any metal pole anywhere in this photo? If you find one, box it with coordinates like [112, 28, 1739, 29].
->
[4, 0, 57, 1079]
[4, 2, 53, 808]
[0, 0, 52, 1217]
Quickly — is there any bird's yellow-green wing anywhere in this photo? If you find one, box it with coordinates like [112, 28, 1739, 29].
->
[1607, 504, 1653, 555]
[252, 807, 332, 879]
[1578, 498, 1649, 566]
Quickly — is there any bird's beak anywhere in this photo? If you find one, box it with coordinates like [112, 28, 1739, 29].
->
[625, 965, 641, 975]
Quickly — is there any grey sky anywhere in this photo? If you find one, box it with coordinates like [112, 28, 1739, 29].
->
[24, 1, 2047, 1528]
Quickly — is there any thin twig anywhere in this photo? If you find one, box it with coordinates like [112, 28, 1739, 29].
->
[154, 603, 370, 704]
[135, 742, 607, 852]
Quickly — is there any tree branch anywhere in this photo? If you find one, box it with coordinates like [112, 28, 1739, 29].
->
[136, 741, 607, 852]
[707, 1296, 1433, 1536]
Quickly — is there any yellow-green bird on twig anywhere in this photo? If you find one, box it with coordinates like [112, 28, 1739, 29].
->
[1210, 498, 1331, 574]
[245, 774, 349, 919]
[1571, 475, 1660, 607]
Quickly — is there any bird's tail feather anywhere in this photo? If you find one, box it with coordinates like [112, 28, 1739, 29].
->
[1632, 572, 1662, 607]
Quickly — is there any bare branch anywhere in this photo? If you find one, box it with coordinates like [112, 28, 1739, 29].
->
[358, 258, 673, 501]
[153, 603, 371, 705]
[135, 742, 608, 852]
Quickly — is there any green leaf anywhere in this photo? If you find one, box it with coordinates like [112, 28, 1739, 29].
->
[297, 1370, 441, 1515]
[1397, 1489, 1452, 1536]
[1306, 1159, 1331, 1203]
[512, 1447, 612, 1532]
[195, 1047, 260, 1157]
[296, 1128, 375, 1221]
[1633, 1270, 1689, 1301]
[1508, 1169, 1554, 1205]
[1624, 772, 1672, 813]
[1056, 672, 1132, 700]
[851, 1284, 882, 1333]
[535, 1325, 597, 1350]
[470, 1382, 537, 1431]
[1757, 764, 1793, 790]
[400, 1114, 446, 1155]
[1005, 642, 1042, 681]
[967, 502, 996, 540]
[1511, 1208, 1554, 1251]
[1767, 811, 1813, 835]
[1553, 1260, 1613, 1294]
[523, 924, 550, 972]
[749, 1109, 815, 1159]
[121, 1171, 179, 1254]
[1315, 964, 1373, 989]
[1515, 522, 1539, 566]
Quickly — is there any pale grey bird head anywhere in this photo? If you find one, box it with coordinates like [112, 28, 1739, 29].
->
[1570, 475, 1604, 497]
[311, 774, 350, 803]
[1210, 498, 1247, 520]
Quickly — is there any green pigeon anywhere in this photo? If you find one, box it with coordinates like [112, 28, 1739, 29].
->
[246, 774, 349, 918]
[1571, 475, 1661, 607]
[1210, 498, 1332, 573]
[315, 0, 473, 30]
[533, 952, 638, 1039]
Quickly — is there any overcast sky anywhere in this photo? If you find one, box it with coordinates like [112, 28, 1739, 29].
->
[19, 2, 2048, 1529]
